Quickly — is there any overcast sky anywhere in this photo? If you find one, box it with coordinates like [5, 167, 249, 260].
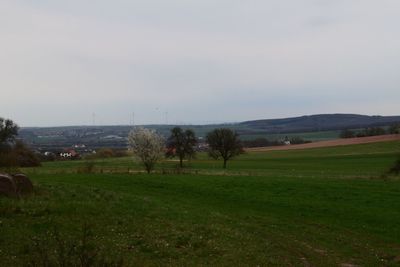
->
[1, 0, 399, 126]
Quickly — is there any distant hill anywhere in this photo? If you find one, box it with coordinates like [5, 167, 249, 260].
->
[240, 114, 400, 133]
[19, 114, 400, 151]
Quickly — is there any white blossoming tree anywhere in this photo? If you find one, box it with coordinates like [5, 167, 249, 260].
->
[128, 127, 165, 173]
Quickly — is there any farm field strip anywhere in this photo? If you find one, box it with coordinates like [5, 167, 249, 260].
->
[248, 134, 400, 152]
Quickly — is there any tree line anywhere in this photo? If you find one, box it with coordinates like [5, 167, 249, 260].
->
[242, 136, 310, 148]
[340, 124, 400, 139]
[0, 117, 245, 173]
[128, 127, 244, 173]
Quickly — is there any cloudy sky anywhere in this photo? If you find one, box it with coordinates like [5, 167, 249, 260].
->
[1, 0, 399, 126]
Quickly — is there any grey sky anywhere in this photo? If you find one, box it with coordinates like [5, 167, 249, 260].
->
[1, 0, 399, 126]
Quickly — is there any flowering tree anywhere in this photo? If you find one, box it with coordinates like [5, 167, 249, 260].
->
[128, 127, 165, 173]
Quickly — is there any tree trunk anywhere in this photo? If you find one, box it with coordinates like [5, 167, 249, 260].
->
[223, 159, 227, 169]
[145, 163, 151, 174]
[179, 156, 183, 168]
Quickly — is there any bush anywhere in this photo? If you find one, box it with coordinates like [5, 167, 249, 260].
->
[0, 141, 40, 168]
[13, 141, 41, 167]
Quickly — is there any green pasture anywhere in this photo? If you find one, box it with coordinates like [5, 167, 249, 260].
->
[1, 141, 400, 266]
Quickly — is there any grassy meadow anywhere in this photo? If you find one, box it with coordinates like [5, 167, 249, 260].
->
[1, 141, 400, 266]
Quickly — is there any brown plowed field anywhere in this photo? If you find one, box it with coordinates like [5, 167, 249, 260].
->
[246, 134, 400, 152]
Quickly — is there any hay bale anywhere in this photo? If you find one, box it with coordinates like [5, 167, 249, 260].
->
[0, 173, 17, 198]
[12, 173, 34, 195]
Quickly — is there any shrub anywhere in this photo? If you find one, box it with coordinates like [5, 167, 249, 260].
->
[0, 141, 40, 168]
[13, 141, 41, 167]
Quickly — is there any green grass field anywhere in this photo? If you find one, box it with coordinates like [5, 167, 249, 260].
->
[1, 141, 400, 266]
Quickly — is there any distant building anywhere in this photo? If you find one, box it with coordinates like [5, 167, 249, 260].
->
[59, 149, 79, 159]
[283, 136, 291, 145]
[73, 144, 86, 148]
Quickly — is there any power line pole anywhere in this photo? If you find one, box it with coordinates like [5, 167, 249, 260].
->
[131, 112, 135, 127]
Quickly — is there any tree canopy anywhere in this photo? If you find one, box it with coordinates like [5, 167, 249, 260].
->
[206, 128, 243, 169]
[166, 127, 197, 168]
[0, 118, 19, 147]
[128, 127, 165, 174]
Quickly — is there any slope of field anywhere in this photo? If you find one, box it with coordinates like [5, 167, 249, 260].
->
[1, 141, 400, 266]
[248, 134, 400, 152]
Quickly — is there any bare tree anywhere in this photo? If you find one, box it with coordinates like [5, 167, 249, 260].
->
[206, 128, 244, 169]
[166, 127, 197, 168]
[128, 127, 165, 173]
